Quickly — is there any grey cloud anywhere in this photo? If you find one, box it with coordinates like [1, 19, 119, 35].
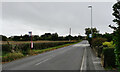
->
[2, 2, 115, 37]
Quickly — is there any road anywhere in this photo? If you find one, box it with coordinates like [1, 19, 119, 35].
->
[2, 40, 93, 71]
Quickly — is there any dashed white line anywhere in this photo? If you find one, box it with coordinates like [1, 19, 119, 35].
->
[35, 58, 51, 66]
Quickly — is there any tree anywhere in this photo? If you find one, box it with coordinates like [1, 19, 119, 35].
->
[22, 34, 30, 41]
[85, 28, 99, 36]
[33, 35, 40, 41]
[110, 1, 120, 69]
[12, 36, 21, 41]
[41, 33, 52, 40]
[0, 35, 7, 41]
[102, 33, 113, 42]
[51, 33, 58, 41]
[85, 28, 99, 47]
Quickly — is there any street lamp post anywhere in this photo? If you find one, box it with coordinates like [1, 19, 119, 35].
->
[88, 5, 93, 37]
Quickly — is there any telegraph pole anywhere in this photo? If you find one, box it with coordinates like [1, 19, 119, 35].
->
[69, 28, 71, 41]
[69, 28, 71, 36]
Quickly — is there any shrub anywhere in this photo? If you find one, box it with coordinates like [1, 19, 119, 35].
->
[103, 41, 115, 48]
[92, 37, 107, 57]
[2, 42, 75, 55]
[92, 37, 107, 48]
[101, 48, 116, 68]
[2, 52, 24, 62]
[2, 44, 12, 53]
[15, 43, 31, 55]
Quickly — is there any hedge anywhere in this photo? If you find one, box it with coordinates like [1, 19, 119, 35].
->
[2, 42, 74, 55]
[101, 48, 116, 68]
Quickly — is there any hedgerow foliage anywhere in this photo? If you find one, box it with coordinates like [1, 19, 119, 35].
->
[110, 1, 120, 69]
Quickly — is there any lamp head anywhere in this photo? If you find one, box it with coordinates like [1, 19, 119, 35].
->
[88, 5, 92, 8]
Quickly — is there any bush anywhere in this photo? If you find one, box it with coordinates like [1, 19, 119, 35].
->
[2, 44, 12, 53]
[92, 37, 107, 48]
[2, 52, 24, 62]
[15, 43, 31, 55]
[103, 41, 115, 48]
[92, 37, 107, 57]
[101, 48, 116, 68]
[2, 42, 75, 55]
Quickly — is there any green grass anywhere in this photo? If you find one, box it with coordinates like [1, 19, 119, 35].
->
[2, 52, 24, 62]
[29, 41, 81, 55]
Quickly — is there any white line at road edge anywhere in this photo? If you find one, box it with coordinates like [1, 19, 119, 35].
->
[80, 47, 86, 71]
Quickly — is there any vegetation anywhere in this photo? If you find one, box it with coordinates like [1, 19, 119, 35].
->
[2, 41, 79, 62]
[92, 37, 107, 48]
[2, 52, 24, 62]
[103, 41, 115, 48]
[0, 35, 7, 41]
[2, 33, 83, 41]
[1, 32, 83, 63]
[91, 37, 107, 57]
[101, 48, 116, 68]
[85, 27, 117, 69]
[85, 27, 99, 47]
[109, 1, 120, 70]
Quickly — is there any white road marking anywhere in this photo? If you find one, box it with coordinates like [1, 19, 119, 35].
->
[35, 58, 51, 65]
[93, 62, 101, 63]
[73, 44, 90, 47]
[35, 54, 55, 66]
[80, 47, 86, 71]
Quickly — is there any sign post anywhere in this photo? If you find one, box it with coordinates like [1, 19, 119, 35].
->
[29, 31, 33, 49]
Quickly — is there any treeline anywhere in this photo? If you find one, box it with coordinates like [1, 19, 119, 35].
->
[0, 33, 83, 41]
[85, 28, 113, 42]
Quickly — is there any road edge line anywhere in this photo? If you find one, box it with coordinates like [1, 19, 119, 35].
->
[80, 47, 86, 72]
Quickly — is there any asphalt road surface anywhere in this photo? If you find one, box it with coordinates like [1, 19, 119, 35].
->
[2, 40, 90, 71]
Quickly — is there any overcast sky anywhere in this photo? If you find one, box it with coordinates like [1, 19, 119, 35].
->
[1, 1, 117, 37]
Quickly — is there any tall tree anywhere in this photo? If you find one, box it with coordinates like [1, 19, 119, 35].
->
[85, 28, 99, 46]
[110, 1, 120, 69]
[85, 28, 99, 36]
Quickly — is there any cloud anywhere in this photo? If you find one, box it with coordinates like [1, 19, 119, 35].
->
[2, 2, 115, 37]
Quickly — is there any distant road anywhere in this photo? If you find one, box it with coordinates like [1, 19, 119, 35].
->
[3, 40, 90, 70]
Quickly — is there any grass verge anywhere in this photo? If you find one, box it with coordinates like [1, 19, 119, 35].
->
[2, 40, 82, 63]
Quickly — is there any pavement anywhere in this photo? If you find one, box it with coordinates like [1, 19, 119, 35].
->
[2, 40, 105, 72]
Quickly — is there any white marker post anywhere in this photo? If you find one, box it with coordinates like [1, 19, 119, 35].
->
[29, 31, 33, 49]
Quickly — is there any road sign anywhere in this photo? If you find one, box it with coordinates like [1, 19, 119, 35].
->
[89, 34, 92, 38]
[29, 31, 32, 36]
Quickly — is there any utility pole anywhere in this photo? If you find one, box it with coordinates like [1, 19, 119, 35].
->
[79, 33, 81, 40]
[69, 28, 71, 36]
[69, 28, 71, 41]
